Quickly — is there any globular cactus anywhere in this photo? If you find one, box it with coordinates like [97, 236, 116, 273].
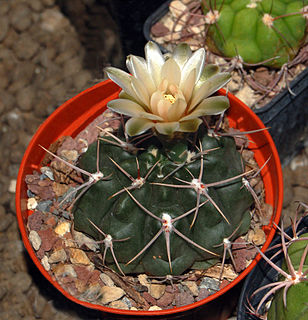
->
[71, 41, 255, 276]
[202, 0, 307, 68]
[250, 205, 308, 319]
[73, 131, 253, 276]
[267, 232, 308, 320]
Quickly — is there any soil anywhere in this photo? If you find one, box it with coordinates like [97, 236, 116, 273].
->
[0, 0, 307, 319]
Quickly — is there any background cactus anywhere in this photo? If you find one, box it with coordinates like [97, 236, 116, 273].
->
[248, 205, 308, 320]
[267, 232, 308, 320]
[73, 129, 254, 276]
[202, 0, 307, 68]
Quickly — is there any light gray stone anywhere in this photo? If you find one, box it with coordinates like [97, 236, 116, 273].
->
[29, 230, 41, 251]
[100, 286, 125, 304]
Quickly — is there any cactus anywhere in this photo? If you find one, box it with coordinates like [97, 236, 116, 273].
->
[267, 232, 308, 319]
[64, 41, 258, 277]
[73, 130, 254, 276]
[249, 204, 308, 319]
[202, 0, 307, 68]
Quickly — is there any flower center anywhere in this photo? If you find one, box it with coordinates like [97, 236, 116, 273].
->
[164, 94, 176, 104]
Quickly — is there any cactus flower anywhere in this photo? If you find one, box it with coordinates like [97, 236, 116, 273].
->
[105, 41, 231, 137]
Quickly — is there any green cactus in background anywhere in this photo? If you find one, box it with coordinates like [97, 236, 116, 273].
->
[267, 232, 308, 320]
[202, 0, 307, 68]
[250, 204, 308, 320]
[45, 41, 258, 277]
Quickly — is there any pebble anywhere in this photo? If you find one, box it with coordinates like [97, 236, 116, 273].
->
[54, 221, 71, 236]
[48, 248, 67, 264]
[148, 306, 163, 311]
[195, 287, 210, 301]
[248, 228, 266, 246]
[29, 230, 41, 251]
[69, 248, 92, 265]
[99, 273, 115, 287]
[13, 271, 32, 293]
[10, 3, 33, 32]
[36, 200, 53, 212]
[40, 9, 68, 32]
[16, 86, 36, 111]
[27, 211, 44, 231]
[79, 284, 101, 302]
[0, 286, 7, 301]
[169, 1, 188, 19]
[157, 291, 174, 308]
[13, 34, 39, 60]
[0, 16, 9, 42]
[182, 281, 199, 296]
[53, 264, 77, 278]
[100, 286, 125, 304]
[149, 283, 166, 299]
[174, 291, 194, 307]
[38, 228, 58, 252]
[109, 300, 129, 310]
[199, 277, 220, 292]
[41, 256, 50, 271]
[29, 0, 44, 12]
[138, 274, 150, 290]
[0, 213, 14, 232]
[8, 179, 16, 193]
[73, 230, 99, 251]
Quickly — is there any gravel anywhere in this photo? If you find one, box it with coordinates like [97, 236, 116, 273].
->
[0, 0, 307, 319]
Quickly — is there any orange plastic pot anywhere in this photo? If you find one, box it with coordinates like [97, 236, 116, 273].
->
[16, 80, 283, 319]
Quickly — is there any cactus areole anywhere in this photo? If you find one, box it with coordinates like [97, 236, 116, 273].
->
[202, 0, 307, 68]
[16, 41, 283, 316]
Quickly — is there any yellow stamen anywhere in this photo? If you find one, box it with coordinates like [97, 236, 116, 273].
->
[164, 94, 176, 104]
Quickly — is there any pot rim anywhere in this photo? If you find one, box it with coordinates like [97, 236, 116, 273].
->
[16, 79, 283, 316]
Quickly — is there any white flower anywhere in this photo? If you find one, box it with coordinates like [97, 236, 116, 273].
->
[105, 41, 231, 136]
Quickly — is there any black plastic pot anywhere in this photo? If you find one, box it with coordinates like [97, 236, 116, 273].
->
[236, 215, 308, 320]
[108, 0, 167, 57]
[143, 0, 308, 166]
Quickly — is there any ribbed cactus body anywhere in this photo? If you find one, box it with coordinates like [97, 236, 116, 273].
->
[203, 0, 307, 68]
[73, 132, 253, 276]
[268, 233, 308, 320]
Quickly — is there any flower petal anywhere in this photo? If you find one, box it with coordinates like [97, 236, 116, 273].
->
[150, 91, 163, 115]
[157, 98, 171, 120]
[131, 77, 150, 109]
[108, 98, 163, 121]
[145, 41, 165, 87]
[107, 99, 146, 117]
[194, 64, 220, 92]
[173, 43, 192, 68]
[179, 119, 202, 132]
[161, 58, 181, 86]
[180, 47, 205, 88]
[127, 55, 156, 95]
[189, 72, 231, 111]
[125, 118, 154, 136]
[181, 68, 196, 102]
[167, 98, 187, 122]
[154, 122, 180, 135]
[119, 90, 139, 103]
[139, 112, 164, 121]
[181, 96, 229, 121]
[104, 67, 137, 101]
